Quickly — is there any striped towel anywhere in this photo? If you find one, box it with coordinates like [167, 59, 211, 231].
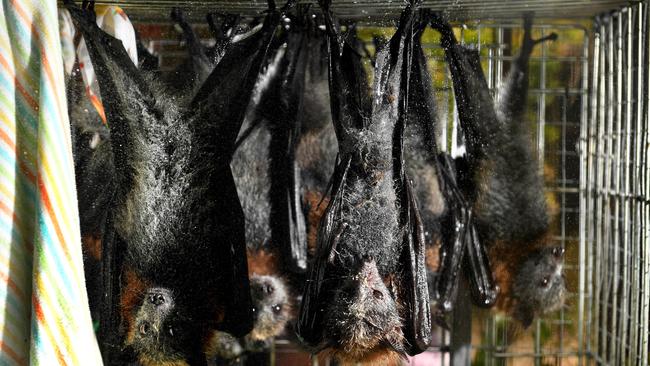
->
[0, 1, 103, 365]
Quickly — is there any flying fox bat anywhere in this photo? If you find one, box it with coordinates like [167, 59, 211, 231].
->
[296, 1, 432, 363]
[208, 11, 312, 363]
[430, 13, 565, 327]
[402, 12, 497, 323]
[65, 0, 287, 364]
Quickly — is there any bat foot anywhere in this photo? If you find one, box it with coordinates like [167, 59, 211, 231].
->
[266, 0, 277, 12]
[317, 0, 333, 11]
[432, 309, 451, 330]
[280, 0, 298, 13]
[428, 12, 455, 47]
[170, 7, 185, 25]
[534, 32, 559, 44]
[66, 0, 96, 24]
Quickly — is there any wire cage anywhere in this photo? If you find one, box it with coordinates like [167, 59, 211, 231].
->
[66, 0, 650, 364]
[582, 3, 650, 366]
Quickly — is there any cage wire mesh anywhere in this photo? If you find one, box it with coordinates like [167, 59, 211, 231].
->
[582, 2, 650, 366]
[119, 1, 650, 364]
[414, 19, 589, 366]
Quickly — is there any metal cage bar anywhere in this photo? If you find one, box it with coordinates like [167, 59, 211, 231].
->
[582, 2, 650, 365]
[113, 1, 650, 364]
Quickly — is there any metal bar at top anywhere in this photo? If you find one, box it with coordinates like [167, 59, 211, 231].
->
[57, 0, 634, 22]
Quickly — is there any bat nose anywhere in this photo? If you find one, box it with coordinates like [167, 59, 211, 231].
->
[149, 293, 166, 306]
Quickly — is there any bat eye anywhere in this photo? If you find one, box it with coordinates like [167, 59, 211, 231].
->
[251, 306, 257, 313]
[372, 289, 384, 300]
[272, 304, 282, 314]
[540, 276, 550, 287]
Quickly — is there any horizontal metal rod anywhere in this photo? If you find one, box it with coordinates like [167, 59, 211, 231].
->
[58, 0, 633, 22]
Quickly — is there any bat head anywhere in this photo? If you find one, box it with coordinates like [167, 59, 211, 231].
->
[247, 274, 291, 341]
[127, 287, 206, 366]
[512, 246, 566, 327]
[324, 258, 406, 363]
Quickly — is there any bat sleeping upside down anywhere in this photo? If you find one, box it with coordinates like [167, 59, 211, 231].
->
[209, 8, 313, 364]
[431, 13, 566, 327]
[65, 0, 289, 364]
[296, 0, 432, 363]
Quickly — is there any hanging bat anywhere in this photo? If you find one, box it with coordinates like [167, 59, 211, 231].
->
[295, 26, 339, 257]
[208, 12, 311, 363]
[430, 12, 565, 327]
[296, 1, 432, 363]
[402, 11, 497, 323]
[65, 0, 286, 364]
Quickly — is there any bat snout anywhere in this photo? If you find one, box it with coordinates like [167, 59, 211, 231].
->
[358, 258, 382, 285]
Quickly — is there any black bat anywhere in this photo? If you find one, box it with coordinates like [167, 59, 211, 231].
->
[209, 12, 311, 363]
[431, 13, 565, 327]
[401, 12, 497, 325]
[65, 1, 286, 364]
[296, 1, 431, 362]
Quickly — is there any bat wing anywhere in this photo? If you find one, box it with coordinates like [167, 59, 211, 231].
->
[65, 0, 156, 196]
[388, 5, 431, 355]
[430, 14, 500, 166]
[397, 174, 433, 355]
[435, 155, 497, 315]
[187, 0, 286, 337]
[296, 156, 351, 349]
[265, 30, 310, 274]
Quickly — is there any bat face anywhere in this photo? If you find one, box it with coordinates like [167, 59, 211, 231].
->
[322, 259, 405, 362]
[248, 275, 291, 341]
[127, 287, 204, 366]
[512, 246, 566, 326]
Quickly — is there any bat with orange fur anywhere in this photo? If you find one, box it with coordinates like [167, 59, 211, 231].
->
[431, 12, 565, 327]
[65, 0, 287, 364]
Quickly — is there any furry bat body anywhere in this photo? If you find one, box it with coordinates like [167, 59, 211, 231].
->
[296, 2, 431, 363]
[402, 13, 497, 322]
[431, 13, 565, 327]
[208, 12, 312, 364]
[66, 1, 285, 364]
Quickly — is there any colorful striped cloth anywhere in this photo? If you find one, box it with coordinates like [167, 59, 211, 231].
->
[0, 1, 103, 365]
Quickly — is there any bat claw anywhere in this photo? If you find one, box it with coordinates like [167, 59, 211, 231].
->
[318, 0, 332, 11]
[280, 0, 298, 13]
[81, 0, 94, 11]
[170, 7, 184, 23]
[534, 32, 559, 44]
[432, 309, 451, 330]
